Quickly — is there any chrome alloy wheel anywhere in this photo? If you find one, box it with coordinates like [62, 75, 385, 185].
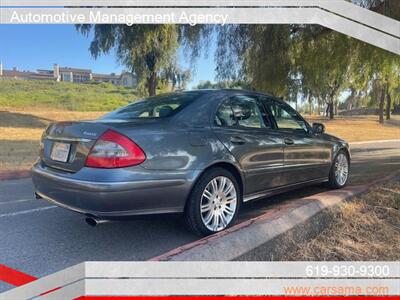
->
[334, 153, 349, 186]
[200, 176, 237, 232]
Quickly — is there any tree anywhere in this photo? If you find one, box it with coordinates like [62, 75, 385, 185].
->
[177, 69, 192, 90]
[194, 80, 214, 89]
[213, 25, 292, 97]
[346, 35, 400, 123]
[211, 24, 354, 119]
[160, 61, 192, 91]
[293, 27, 353, 119]
[161, 59, 179, 91]
[341, 0, 400, 122]
[76, 25, 178, 96]
[193, 79, 251, 90]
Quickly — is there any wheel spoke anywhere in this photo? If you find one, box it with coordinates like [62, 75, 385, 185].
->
[224, 182, 234, 195]
[218, 177, 227, 192]
[203, 211, 213, 225]
[211, 179, 218, 193]
[201, 202, 212, 213]
[220, 213, 228, 227]
[225, 195, 236, 203]
[203, 189, 213, 200]
[223, 205, 235, 215]
[212, 214, 219, 231]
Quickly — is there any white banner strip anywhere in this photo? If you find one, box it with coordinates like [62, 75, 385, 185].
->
[36, 280, 85, 300]
[1, 262, 399, 299]
[318, 9, 399, 54]
[0, 0, 341, 6]
[1, 7, 398, 54]
[84, 262, 400, 278]
[321, 0, 399, 37]
[85, 278, 400, 296]
[1, 0, 399, 37]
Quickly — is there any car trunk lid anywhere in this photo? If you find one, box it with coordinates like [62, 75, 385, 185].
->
[41, 118, 168, 173]
[40, 121, 110, 173]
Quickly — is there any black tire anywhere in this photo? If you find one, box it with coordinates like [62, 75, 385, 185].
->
[327, 150, 350, 189]
[185, 167, 241, 236]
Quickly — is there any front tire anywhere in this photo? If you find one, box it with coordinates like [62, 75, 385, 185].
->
[328, 150, 349, 189]
[185, 168, 241, 236]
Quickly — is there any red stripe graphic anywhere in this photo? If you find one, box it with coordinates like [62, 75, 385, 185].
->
[0, 264, 37, 286]
[39, 286, 62, 296]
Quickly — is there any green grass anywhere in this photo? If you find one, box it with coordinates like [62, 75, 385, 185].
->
[0, 79, 140, 111]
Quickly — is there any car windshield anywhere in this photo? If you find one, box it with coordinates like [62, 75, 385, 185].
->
[102, 92, 202, 120]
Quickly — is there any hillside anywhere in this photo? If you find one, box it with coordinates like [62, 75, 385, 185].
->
[0, 79, 139, 111]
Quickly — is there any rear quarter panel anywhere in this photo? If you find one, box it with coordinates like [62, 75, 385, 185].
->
[118, 124, 238, 172]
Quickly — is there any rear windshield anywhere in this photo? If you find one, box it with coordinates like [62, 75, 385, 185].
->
[102, 92, 202, 120]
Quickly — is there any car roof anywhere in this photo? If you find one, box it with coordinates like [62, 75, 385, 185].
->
[181, 88, 280, 100]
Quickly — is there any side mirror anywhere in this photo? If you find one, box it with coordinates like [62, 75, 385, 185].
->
[312, 122, 325, 135]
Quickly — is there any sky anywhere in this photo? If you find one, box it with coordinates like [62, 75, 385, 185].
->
[0, 24, 216, 88]
[0, 24, 349, 103]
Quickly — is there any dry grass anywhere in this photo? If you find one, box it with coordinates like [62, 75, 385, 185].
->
[0, 110, 105, 170]
[306, 115, 400, 142]
[285, 177, 400, 261]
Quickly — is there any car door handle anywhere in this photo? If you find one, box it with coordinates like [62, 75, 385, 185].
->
[230, 136, 246, 145]
[284, 138, 294, 145]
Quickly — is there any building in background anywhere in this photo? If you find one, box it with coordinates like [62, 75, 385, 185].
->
[0, 62, 137, 88]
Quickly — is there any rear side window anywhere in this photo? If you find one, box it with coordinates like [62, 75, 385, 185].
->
[215, 95, 270, 129]
[102, 92, 201, 120]
[215, 102, 237, 127]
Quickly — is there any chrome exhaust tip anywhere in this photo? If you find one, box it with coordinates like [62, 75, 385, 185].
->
[85, 216, 109, 227]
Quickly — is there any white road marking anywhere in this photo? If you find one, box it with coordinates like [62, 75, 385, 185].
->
[0, 206, 57, 218]
[350, 139, 400, 145]
[352, 150, 400, 158]
[0, 198, 35, 205]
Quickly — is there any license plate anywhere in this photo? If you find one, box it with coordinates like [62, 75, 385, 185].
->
[50, 142, 71, 163]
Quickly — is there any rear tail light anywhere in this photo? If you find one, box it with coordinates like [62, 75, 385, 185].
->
[85, 129, 146, 168]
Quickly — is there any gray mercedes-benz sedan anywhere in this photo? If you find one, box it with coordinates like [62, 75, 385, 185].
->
[32, 89, 350, 235]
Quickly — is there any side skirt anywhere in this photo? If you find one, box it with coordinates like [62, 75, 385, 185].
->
[243, 177, 328, 203]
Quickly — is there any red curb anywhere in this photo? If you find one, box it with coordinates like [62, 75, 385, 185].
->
[0, 264, 37, 287]
[149, 186, 365, 261]
[150, 171, 400, 262]
[0, 170, 31, 181]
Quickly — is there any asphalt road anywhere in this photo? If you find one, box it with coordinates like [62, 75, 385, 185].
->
[0, 140, 399, 292]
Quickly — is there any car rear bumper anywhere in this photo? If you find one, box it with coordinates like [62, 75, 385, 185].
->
[31, 162, 198, 217]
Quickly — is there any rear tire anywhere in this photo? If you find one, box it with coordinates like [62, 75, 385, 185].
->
[328, 150, 349, 189]
[185, 168, 241, 236]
